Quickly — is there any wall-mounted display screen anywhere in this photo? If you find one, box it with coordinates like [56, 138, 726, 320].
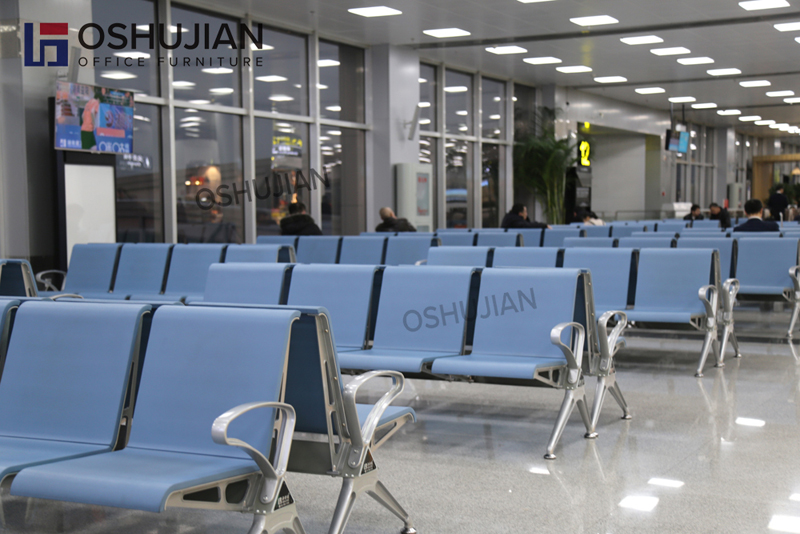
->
[55, 81, 134, 154]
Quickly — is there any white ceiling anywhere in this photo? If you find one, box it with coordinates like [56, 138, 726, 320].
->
[193, 0, 800, 138]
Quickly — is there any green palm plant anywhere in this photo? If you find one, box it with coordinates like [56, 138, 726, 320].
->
[513, 108, 579, 225]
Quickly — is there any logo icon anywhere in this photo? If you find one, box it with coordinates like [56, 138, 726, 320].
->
[24, 22, 69, 67]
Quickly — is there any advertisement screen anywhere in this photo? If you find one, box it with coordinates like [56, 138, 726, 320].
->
[55, 81, 134, 154]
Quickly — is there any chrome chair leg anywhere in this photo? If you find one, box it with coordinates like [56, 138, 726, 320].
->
[545, 389, 577, 460]
[366, 480, 416, 534]
[696, 330, 717, 378]
[789, 300, 800, 338]
[608, 381, 632, 420]
[586, 376, 608, 439]
[329, 478, 358, 534]
[730, 330, 742, 358]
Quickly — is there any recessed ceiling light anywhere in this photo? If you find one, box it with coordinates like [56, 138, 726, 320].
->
[489, 114, 501, 119]
[325, 105, 342, 112]
[189, 100, 210, 105]
[169, 25, 189, 33]
[556, 65, 593, 73]
[256, 75, 287, 82]
[114, 51, 150, 59]
[423, 28, 471, 38]
[735, 417, 766, 426]
[739, 0, 789, 10]
[785, 97, 800, 103]
[718, 109, 742, 115]
[486, 45, 528, 54]
[180, 116, 204, 122]
[678, 57, 714, 65]
[202, 67, 233, 74]
[210, 87, 234, 94]
[594, 76, 627, 83]
[172, 81, 195, 88]
[318, 59, 340, 67]
[780, 125, 792, 131]
[455, 110, 468, 115]
[276, 122, 292, 128]
[795, 36, 800, 43]
[250, 43, 274, 51]
[347, 6, 402, 17]
[739, 115, 762, 121]
[327, 130, 342, 135]
[635, 87, 665, 94]
[318, 84, 328, 89]
[269, 95, 293, 101]
[418, 78, 427, 83]
[619, 496, 659, 512]
[775, 21, 800, 31]
[648, 478, 685, 488]
[100, 71, 137, 80]
[708, 68, 742, 76]
[790, 494, 800, 502]
[185, 109, 198, 113]
[458, 125, 469, 131]
[692, 102, 718, 109]
[517, 0, 556, 3]
[419, 118, 431, 125]
[770, 123, 785, 128]
[444, 86, 469, 92]
[768, 514, 800, 532]
[669, 96, 696, 103]
[755, 119, 776, 125]
[620, 35, 663, 45]
[418, 102, 431, 108]
[570, 15, 619, 27]
[651, 47, 691, 56]
[740, 80, 771, 87]
[524, 56, 562, 65]
[768, 90, 795, 97]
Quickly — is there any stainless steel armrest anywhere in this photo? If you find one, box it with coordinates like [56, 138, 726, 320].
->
[790, 266, 800, 295]
[35, 270, 66, 292]
[212, 401, 296, 504]
[414, 259, 428, 265]
[720, 278, 739, 323]
[50, 294, 83, 300]
[597, 311, 627, 375]
[342, 370, 405, 469]
[698, 284, 719, 326]
[550, 322, 585, 387]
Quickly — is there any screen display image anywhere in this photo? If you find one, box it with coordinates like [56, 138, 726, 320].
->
[55, 81, 134, 154]
[677, 131, 690, 153]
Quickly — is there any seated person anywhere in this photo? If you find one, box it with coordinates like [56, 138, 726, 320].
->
[501, 204, 549, 229]
[733, 199, 780, 232]
[708, 202, 731, 228]
[375, 207, 416, 232]
[280, 202, 323, 235]
[683, 204, 704, 221]
[577, 209, 605, 226]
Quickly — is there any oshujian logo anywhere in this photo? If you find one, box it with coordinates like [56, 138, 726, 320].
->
[24, 22, 69, 67]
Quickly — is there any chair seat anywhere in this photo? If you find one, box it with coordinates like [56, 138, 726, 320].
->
[431, 353, 566, 380]
[738, 285, 790, 296]
[75, 292, 128, 300]
[337, 349, 459, 373]
[625, 309, 704, 324]
[356, 404, 416, 429]
[129, 293, 202, 303]
[0, 436, 107, 481]
[11, 447, 257, 513]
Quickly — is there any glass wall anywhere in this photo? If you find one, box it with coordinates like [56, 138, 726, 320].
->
[318, 41, 365, 123]
[675, 124, 715, 206]
[253, 29, 308, 115]
[321, 128, 366, 235]
[446, 139, 470, 228]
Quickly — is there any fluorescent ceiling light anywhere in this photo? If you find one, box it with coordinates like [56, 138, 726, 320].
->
[325, 105, 342, 112]
[517, 0, 556, 3]
[133, 114, 150, 122]
[202, 67, 233, 74]
[768, 90, 795, 97]
[419, 78, 427, 83]
[692, 102, 718, 109]
[780, 125, 792, 131]
[423, 28, 471, 38]
[348, 6, 402, 17]
[735, 417, 765, 427]
[770, 123, 785, 128]
[618, 496, 659, 512]
[269, 95, 293, 101]
[456, 110, 468, 116]
[136, 24, 150, 31]
[114, 51, 150, 59]
[739, 115, 762, 121]
[648, 478, 684, 488]
[419, 118, 431, 125]
[755, 119, 776, 125]
[768, 514, 800, 533]
[594, 76, 627, 83]
[524, 56, 562, 65]
[210, 87, 234, 94]
[458, 125, 469, 131]
[796, 36, 800, 43]
[100, 71, 137, 80]
[486, 45, 528, 54]
[418, 102, 431, 108]
[785, 97, 800, 103]
[570, 15, 619, 26]
[718, 109, 742, 115]
[185, 109, 198, 113]
[775, 21, 800, 31]
[489, 114, 501, 120]
[250, 43, 274, 51]
[669, 96, 696, 103]
[278, 128, 294, 133]
[791, 494, 800, 502]
[739, 0, 790, 10]
[318, 59, 340, 67]
[635, 87, 665, 94]
[189, 99, 210, 105]
[327, 130, 342, 135]
[444, 86, 469, 93]
[708, 68, 742, 76]
[256, 75, 287, 82]
[678, 56, 714, 65]
[620, 35, 663, 45]
[180, 116, 203, 122]
[169, 25, 188, 33]
[172, 81, 195, 88]
[556, 65, 592, 73]
[651, 47, 691, 56]
[740, 80, 771, 87]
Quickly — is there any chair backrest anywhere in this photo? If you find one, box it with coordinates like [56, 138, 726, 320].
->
[361, 231, 395, 236]
[383, 236, 440, 265]
[634, 249, 717, 314]
[163, 244, 226, 296]
[734, 232, 783, 237]
[257, 235, 299, 249]
[735, 238, 800, 291]
[287, 264, 378, 349]
[475, 232, 522, 247]
[470, 268, 586, 360]
[127, 306, 297, 458]
[63, 244, 122, 294]
[0, 301, 149, 446]
[618, 237, 676, 249]
[435, 228, 471, 232]
[691, 219, 720, 228]
[582, 226, 611, 238]
[0, 260, 36, 297]
[224, 244, 293, 263]
[437, 233, 476, 246]
[609, 224, 647, 238]
[203, 263, 291, 305]
[681, 227, 725, 233]
[630, 231, 678, 239]
[677, 237, 737, 279]
[427, 246, 492, 267]
[339, 236, 387, 264]
[372, 266, 475, 352]
[563, 237, 618, 248]
[543, 228, 584, 247]
[563, 248, 635, 313]
[112, 244, 172, 296]
[516, 228, 544, 247]
[296, 236, 342, 264]
[491, 247, 560, 267]
[656, 221, 689, 232]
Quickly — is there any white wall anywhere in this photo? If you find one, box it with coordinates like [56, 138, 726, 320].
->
[591, 135, 647, 218]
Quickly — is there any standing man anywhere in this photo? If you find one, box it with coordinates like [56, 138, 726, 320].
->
[708, 203, 731, 228]
[683, 204, 704, 222]
[733, 199, 780, 232]
[501, 204, 550, 229]
[768, 185, 790, 221]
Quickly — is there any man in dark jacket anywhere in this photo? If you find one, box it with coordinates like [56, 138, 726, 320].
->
[375, 207, 416, 232]
[683, 204, 704, 221]
[708, 202, 731, 228]
[733, 199, 780, 233]
[768, 185, 790, 221]
[280, 202, 323, 235]
[501, 204, 549, 229]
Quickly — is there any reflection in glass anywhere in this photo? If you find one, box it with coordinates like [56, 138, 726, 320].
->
[321, 128, 365, 235]
[445, 70, 472, 135]
[419, 64, 436, 132]
[175, 109, 243, 243]
[482, 143, 501, 228]
[514, 84, 536, 137]
[253, 28, 307, 115]
[420, 136, 437, 224]
[254, 119, 310, 236]
[319, 41, 365, 123]
[482, 78, 505, 140]
[446, 138, 471, 228]
[116, 103, 163, 242]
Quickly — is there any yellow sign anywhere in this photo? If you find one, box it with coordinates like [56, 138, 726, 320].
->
[579, 140, 591, 167]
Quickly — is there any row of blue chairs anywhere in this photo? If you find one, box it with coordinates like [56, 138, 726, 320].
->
[258, 234, 443, 265]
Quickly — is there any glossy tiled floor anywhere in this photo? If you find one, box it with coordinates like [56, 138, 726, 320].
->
[5, 308, 800, 533]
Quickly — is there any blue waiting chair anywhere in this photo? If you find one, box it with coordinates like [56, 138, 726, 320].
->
[12, 305, 305, 534]
[202, 263, 292, 305]
[92, 244, 172, 300]
[225, 244, 295, 263]
[679, 229, 731, 238]
[257, 235, 300, 249]
[543, 228, 584, 247]
[617, 237, 676, 249]
[678, 237, 737, 280]
[475, 232, 522, 247]
[492, 247, 560, 267]
[426, 246, 492, 267]
[733, 232, 782, 237]
[0, 298, 21, 383]
[629, 231, 678, 239]
[581, 226, 611, 238]
[384, 236, 440, 265]
[691, 219, 720, 229]
[339, 236, 387, 265]
[37, 243, 122, 296]
[563, 237, 618, 248]
[130, 244, 226, 302]
[656, 221, 689, 233]
[517, 228, 544, 247]
[0, 260, 36, 297]
[437, 232, 476, 246]
[608, 225, 647, 238]
[296, 236, 342, 264]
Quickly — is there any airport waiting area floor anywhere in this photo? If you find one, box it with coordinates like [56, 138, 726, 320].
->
[4, 305, 800, 534]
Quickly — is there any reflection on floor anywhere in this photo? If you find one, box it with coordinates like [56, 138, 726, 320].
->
[5, 306, 800, 533]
